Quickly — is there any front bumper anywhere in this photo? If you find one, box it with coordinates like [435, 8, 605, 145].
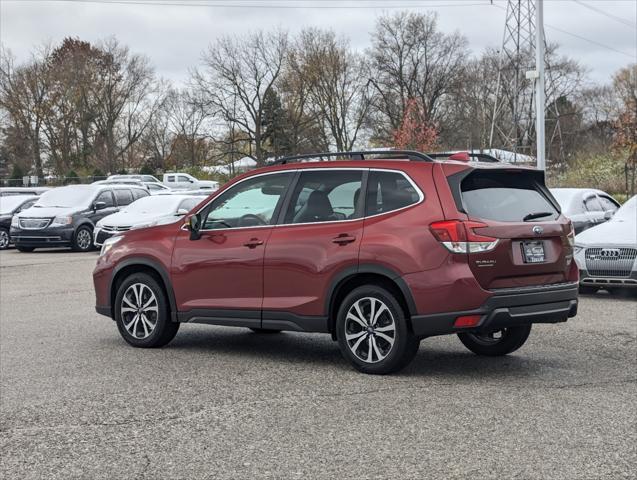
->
[10, 225, 75, 247]
[411, 282, 578, 338]
[93, 227, 115, 247]
[579, 270, 637, 288]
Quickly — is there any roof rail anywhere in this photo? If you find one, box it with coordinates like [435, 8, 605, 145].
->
[426, 152, 500, 163]
[272, 149, 433, 165]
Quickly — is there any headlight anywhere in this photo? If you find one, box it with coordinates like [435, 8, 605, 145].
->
[574, 244, 584, 255]
[99, 235, 123, 257]
[130, 220, 157, 230]
[11, 216, 19, 227]
[50, 215, 73, 227]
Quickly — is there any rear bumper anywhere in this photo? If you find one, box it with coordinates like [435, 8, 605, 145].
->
[411, 282, 578, 338]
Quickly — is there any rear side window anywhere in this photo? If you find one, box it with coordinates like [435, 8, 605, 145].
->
[285, 170, 363, 223]
[460, 170, 557, 222]
[366, 171, 420, 216]
[114, 189, 134, 206]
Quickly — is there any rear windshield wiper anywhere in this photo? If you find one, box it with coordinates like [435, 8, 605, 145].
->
[523, 211, 554, 221]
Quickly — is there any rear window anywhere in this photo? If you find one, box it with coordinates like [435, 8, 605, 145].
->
[460, 170, 558, 222]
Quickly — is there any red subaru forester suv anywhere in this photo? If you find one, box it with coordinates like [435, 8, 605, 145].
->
[93, 151, 578, 374]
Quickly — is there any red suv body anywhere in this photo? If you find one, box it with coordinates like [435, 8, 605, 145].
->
[94, 152, 578, 374]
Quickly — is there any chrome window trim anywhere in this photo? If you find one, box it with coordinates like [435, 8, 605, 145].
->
[191, 167, 424, 232]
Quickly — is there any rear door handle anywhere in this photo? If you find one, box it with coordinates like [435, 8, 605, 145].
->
[243, 238, 264, 249]
[332, 234, 356, 245]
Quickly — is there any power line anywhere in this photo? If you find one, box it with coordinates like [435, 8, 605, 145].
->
[490, 1, 635, 59]
[5, 0, 496, 9]
[572, 0, 636, 30]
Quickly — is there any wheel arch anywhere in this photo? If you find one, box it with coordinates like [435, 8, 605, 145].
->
[326, 264, 417, 340]
[109, 257, 177, 322]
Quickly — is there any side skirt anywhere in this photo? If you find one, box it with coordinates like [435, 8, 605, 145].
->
[177, 309, 328, 333]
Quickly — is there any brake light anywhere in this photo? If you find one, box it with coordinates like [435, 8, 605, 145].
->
[454, 315, 482, 328]
[429, 220, 499, 254]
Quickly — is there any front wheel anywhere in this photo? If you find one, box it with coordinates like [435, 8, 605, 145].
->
[457, 325, 532, 356]
[114, 272, 179, 348]
[0, 227, 9, 250]
[72, 225, 93, 252]
[336, 285, 419, 375]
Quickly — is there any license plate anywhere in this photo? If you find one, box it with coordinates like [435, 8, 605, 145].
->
[522, 240, 545, 263]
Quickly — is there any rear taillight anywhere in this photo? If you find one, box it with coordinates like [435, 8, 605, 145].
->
[429, 220, 499, 254]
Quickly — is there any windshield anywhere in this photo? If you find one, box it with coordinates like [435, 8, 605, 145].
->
[612, 196, 636, 222]
[0, 196, 32, 214]
[35, 186, 96, 208]
[122, 195, 180, 214]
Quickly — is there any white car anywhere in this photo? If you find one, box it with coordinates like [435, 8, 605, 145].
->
[550, 188, 620, 234]
[145, 182, 172, 194]
[107, 174, 161, 184]
[574, 195, 637, 293]
[93, 195, 201, 247]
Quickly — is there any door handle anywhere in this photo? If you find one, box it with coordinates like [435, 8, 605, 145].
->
[243, 238, 264, 249]
[332, 234, 356, 245]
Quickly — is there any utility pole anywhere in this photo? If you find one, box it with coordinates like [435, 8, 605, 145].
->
[535, 0, 545, 170]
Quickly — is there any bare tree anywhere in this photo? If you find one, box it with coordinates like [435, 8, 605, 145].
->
[367, 12, 468, 143]
[192, 30, 288, 165]
[0, 45, 51, 176]
[290, 29, 371, 151]
[166, 88, 209, 168]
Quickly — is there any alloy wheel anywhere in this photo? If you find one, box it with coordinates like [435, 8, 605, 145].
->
[344, 297, 396, 363]
[121, 283, 158, 339]
[76, 229, 92, 250]
[0, 230, 8, 249]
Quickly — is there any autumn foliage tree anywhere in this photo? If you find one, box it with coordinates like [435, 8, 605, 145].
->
[392, 98, 437, 152]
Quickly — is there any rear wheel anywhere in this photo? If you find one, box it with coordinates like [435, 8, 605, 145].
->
[0, 228, 9, 250]
[336, 285, 419, 375]
[72, 225, 93, 252]
[458, 325, 532, 356]
[16, 246, 35, 252]
[114, 272, 179, 348]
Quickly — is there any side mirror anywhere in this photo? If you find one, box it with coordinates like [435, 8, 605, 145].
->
[603, 210, 614, 220]
[189, 179, 194, 183]
[176, 208, 189, 215]
[187, 213, 202, 240]
[93, 201, 106, 211]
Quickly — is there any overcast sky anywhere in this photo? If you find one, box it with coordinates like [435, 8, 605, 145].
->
[1, 0, 635, 86]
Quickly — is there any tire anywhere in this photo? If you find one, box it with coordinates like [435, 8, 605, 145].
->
[458, 325, 532, 356]
[0, 227, 9, 250]
[249, 328, 282, 334]
[114, 272, 179, 348]
[336, 285, 419, 375]
[16, 246, 35, 252]
[72, 225, 93, 252]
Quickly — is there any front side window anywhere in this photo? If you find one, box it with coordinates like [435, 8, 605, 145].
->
[366, 170, 420, 216]
[584, 196, 603, 212]
[284, 170, 363, 224]
[95, 191, 115, 208]
[114, 189, 134, 206]
[132, 188, 149, 200]
[598, 196, 619, 212]
[178, 175, 191, 183]
[203, 173, 292, 230]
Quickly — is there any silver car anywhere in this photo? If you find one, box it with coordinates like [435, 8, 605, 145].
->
[550, 188, 620, 234]
[574, 195, 637, 293]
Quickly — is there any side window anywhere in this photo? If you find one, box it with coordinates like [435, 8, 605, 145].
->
[166, 175, 175, 183]
[599, 196, 619, 212]
[95, 191, 115, 208]
[203, 173, 292, 230]
[284, 170, 363, 224]
[132, 188, 149, 200]
[178, 175, 191, 183]
[114, 189, 134, 207]
[366, 171, 420, 216]
[584, 195, 603, 212]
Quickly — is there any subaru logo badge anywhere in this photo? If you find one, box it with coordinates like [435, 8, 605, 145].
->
[532, 226, 543, 235]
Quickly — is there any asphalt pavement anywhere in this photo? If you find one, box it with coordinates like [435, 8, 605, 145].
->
[0, 249, 635, 479]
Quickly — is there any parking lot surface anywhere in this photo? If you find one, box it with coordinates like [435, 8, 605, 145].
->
[1, 249, 636, 479]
